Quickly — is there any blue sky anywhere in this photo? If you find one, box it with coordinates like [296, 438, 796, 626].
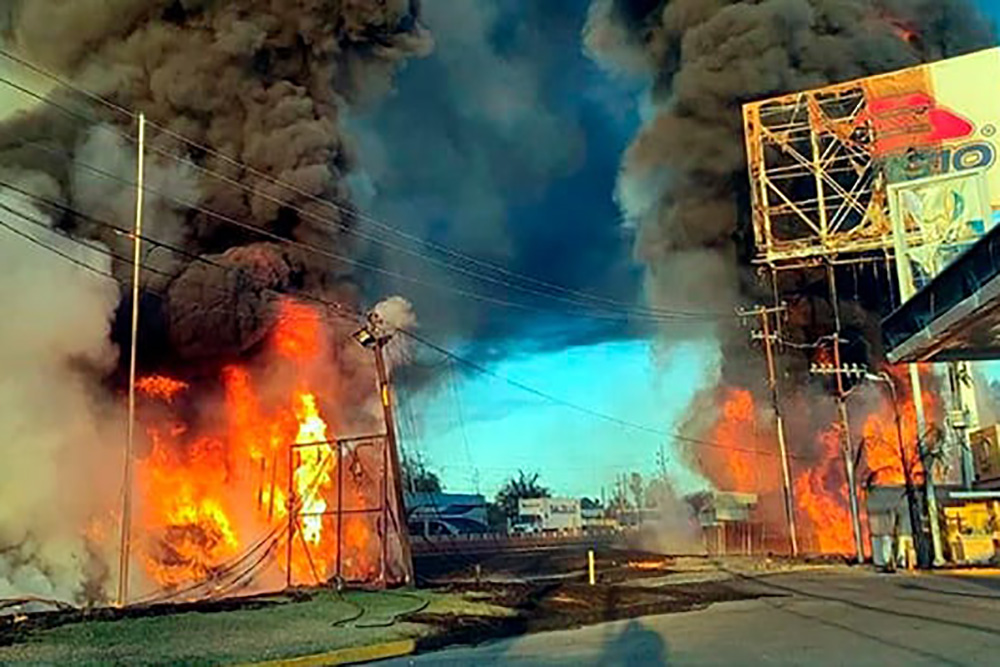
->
[984, 0, 1000, 24]
[397, 340, 716, 499]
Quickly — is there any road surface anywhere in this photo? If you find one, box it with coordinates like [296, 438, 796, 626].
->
[382, 569, 1000, 666]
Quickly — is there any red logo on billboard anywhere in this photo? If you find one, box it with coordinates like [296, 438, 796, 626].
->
[867, 93, 975, 155]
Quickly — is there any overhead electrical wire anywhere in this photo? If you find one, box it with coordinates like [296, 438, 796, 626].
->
[398, 328, 819, 463]
[0, 189, 817, 467]
[5, 133, 715, 326]
[0, 50, 732, 323]
[0, 53, 831, 491]
[0, 46, 725, 320]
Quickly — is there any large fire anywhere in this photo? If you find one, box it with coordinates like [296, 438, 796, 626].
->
[860, 367, 931, 488]
[705, 366, 937, 557]
[795, 423, 855, 555]
[707, 388, 768, 493]
[131, 299, 382, 596]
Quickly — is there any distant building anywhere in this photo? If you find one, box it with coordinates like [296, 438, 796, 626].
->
[515, 497, 582, 533]
[405, 492, 489, 537]
[582, 506, 618, 531]
[688, 491, 759, 556]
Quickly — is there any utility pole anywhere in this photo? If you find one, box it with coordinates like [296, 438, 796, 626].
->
[117, 112, 145, 608]
[824, 264, 865, 564]
[657, 442, 668, 482]
[738, 303, 798, 557]
[809, 352, 865, 563]
[372, 336, 414, 586]
[352, 314, 414, 586]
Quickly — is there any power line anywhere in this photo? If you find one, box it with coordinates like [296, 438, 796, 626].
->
[1, 195, 827, 474]
[0, 199, 176, 281]
[0, 66, 816, 468]
[399, 328, 817, 463]
[447, 357, 478, 493]
[8, 134, 716, 325]
[0, 209, 117, 281]
[0, 202, 818, 468]
[0, 178, 367, 330]
[0, 50, 732, 323]
[0, 48, 709, 317]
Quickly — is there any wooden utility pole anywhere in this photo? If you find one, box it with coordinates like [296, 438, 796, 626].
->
[739, 303, 798, 557]
[825, 263, 864, 564]
[373, 338, 414, 586]
[117, 112, 145, 608]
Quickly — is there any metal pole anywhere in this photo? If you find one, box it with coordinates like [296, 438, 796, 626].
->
[889, 197, 944, 566]
[948, 362, 976, 490]
[116, 112, 145, 608]
[909, 365, 945, 566]
[373, 339, 414, 585]
[827, 263, 864, 563]
[880, 373, 924, 567]
[336, 439, 344, 582]
[286, 443, 295, 589]
[760, 308, 798, 557]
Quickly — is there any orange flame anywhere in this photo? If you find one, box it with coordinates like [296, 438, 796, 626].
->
[137, 375, 190, 403]
[795, 424, 855, 555]
[708, 388, 762, 492]
[133, 298, 382, 593]
[861, 367, 932, 487]
[273, 300, 323, 361]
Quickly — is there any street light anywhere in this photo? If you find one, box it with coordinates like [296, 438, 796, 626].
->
[863, 371, 926, 568]
[811, 364, 930, 568]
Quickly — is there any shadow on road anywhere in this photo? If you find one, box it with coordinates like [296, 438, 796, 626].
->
[759, 594, 965, 666]
[728, 568, 1000, 639]
[897, 579, 1000, 601]
[596, 619, 669, 667]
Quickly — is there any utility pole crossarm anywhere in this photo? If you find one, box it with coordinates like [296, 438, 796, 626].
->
[739, 303, 798, 557]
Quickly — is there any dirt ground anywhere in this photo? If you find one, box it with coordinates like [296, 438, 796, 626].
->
[0, 552, 842, 664]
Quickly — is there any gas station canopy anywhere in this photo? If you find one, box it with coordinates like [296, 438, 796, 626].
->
[884, 222, 1000, 363]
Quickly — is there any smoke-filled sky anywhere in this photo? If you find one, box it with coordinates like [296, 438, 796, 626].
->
[349, 0, 648, 358]
[1, 1, 998, 503]
[403, 0, 1000, 499]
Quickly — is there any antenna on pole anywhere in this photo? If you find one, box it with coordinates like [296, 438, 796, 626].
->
[117, 112, 145, 608]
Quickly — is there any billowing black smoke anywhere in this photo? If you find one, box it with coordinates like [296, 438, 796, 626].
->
[583, 1, 996, 539]
[585, 0, 995, 388]
[0, 0, 431, 604]
[0, 0, 432, 367]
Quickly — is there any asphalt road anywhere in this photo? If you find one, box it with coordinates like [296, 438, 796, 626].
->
[382, 569, 1000, 666]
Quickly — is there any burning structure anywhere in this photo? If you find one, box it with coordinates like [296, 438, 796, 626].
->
[0, 0, 429, 606]
[584, 0, 996, 556]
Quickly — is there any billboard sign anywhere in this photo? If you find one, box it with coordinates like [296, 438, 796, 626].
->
[744, 47, 1000, 266]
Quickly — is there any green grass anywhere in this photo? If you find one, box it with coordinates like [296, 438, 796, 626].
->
[0, 590, 507, 666]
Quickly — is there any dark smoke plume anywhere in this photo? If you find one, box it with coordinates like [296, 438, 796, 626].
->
[1, 0, 431, 364]
[348, 0, 644, 363]
[584, 0, 995, 515]
[585, 0, 995, 382]
[0, 0, 430, 603]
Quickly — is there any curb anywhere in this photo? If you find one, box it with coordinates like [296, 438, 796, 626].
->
[240, 639, 416, 666]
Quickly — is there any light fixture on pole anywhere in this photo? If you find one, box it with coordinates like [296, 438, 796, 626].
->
[351, 311, 414, 586]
